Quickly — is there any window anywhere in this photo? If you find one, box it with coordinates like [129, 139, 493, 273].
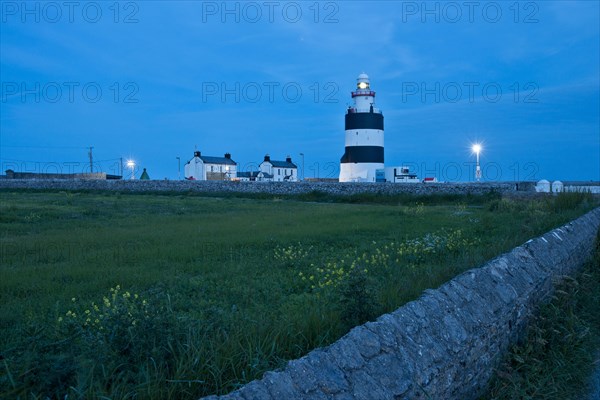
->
[278, 169, 281, 175]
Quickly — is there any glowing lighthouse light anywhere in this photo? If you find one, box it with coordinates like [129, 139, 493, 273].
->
[339, 73, 384, 182]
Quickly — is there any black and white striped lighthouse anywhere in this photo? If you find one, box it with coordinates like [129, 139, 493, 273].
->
[339, 73, 384, 182]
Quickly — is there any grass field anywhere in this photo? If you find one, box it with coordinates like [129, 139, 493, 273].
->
[0, 189, 597, 399]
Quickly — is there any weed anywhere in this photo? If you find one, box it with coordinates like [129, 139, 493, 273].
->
[550, 190, 594, 213]
[338, 266, 377, 330]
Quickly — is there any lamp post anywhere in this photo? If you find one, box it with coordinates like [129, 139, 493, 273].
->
[472, 144, 482, 181]
[126, 160, 136, 180]
[299, 152, 305, 181]
[176, 157, 181, 180]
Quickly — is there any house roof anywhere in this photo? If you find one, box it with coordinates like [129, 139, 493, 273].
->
[267, 160, 297, 168]
[198, 155, 237, 165]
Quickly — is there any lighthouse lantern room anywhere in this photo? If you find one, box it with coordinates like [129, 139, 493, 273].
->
[339, 73, 385, 182]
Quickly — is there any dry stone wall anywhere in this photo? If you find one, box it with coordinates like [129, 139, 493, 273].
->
[201, 208, 600, 400]
[0, 179, 519, 196]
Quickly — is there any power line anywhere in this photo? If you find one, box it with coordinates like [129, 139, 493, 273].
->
[93, 158, 122, 163]
[0, 158, 121, 164]
[0, 145, 90, 150]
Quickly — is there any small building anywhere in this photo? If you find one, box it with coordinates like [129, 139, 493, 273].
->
[422, 177, 438, 183]
[140, 168, 150, 180]
[259, 155, 298, 182]
[552, 180, 563, 193]
[237, 171, 274, 182]
[535, 179, 551, 193]
[384, 166, 420, 183]
[184, 151, 237, 181]
[237, 171, 259, 182]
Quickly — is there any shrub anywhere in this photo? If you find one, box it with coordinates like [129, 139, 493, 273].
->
[337, 266, 377, 330]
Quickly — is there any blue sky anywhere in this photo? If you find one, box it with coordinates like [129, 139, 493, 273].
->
[1, 0, 598, 181]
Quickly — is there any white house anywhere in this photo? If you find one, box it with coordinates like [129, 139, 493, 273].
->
[184, 151, 237, 181]
[259, 155, 298, 182]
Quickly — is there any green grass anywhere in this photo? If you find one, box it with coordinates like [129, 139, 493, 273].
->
[484, 232, 600, 399]
[0, 189, 597, 399]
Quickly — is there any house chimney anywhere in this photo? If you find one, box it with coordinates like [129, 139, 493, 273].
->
[194, 151, 201, 158]
[224, 153, 231, 159]
[286, 155, 292, 163]
[264, 154, 271, 162]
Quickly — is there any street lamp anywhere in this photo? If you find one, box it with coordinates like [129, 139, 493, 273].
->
[472, 144, 482, 181]
[126, 160, 136, 180]
[176, 157, 181, 180]
[299, 152, 305, 181]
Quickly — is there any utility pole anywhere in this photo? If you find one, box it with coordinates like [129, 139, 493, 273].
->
[120, 157, 123, 178]
[176, 157, 181, 180]
[88, 146, 94, 173]
[472, 144, 482, 182]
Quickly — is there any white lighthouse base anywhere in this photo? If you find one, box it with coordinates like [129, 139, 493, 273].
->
[339, 163, 384, 183]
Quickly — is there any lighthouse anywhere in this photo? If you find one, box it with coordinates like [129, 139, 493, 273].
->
[339, 73, 384, 182]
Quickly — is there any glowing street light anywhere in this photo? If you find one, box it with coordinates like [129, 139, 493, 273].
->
[126, 160, 136, 180]
[472, 144, 482, 181]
